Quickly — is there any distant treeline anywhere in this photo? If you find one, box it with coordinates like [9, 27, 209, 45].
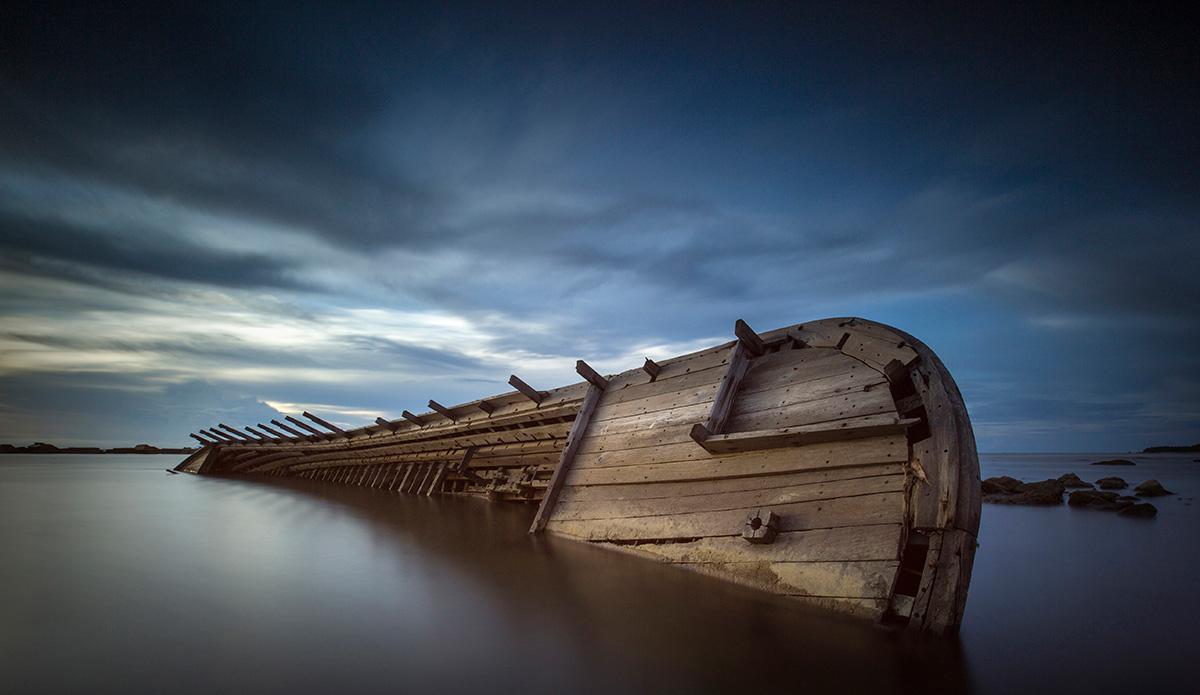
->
[1142, 443, 1200, 453]
[0, 443, 194, 455]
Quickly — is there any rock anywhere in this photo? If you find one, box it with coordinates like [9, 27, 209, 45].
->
[1057, 472, 1093, 488]
[1090, 459, 1135, 466]
[1068, 490, 1122, 510]
[1095, 477, 1128, 490]
[1133, 480, 1173, 496]
[987, 478, 1065, 505]
[981, 476, 1023, 494]
[1117, 503, 1158, 518]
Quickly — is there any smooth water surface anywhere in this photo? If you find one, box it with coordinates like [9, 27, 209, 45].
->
[1, 453, 1196, 694]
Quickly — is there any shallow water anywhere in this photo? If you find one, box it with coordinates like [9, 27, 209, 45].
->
[0, 453, 1195, 694]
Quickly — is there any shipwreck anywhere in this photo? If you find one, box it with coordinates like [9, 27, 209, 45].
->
[176, 317, 981, 634]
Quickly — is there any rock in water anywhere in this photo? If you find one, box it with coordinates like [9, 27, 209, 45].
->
[1133, 480, 1173, 496]
[1068, 490, 1122, 510]
[981, 476, 1022, 494]
[1095, 477, 1128, 489]
[1118, 503, 1158, 518]
[1090, 459, 1135, 466]
[1057, 472, 1093, 488]
[987, 479, 1065, 505]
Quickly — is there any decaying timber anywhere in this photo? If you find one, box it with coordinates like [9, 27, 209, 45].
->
[176, 317, 981, 634]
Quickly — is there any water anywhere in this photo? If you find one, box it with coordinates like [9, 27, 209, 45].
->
[1, 453, 1196, 694]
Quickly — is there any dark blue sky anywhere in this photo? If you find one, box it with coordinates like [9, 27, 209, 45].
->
[1, 1, 1196, 451]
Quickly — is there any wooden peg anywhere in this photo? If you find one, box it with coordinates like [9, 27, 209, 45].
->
[642, 357, 662, 382]
[428, 399, 458, 421]
[575, 360, 608, 391]
[509, 375, 547, 405]
[734, 318, 764, 357]
[402, 410, 425, 427]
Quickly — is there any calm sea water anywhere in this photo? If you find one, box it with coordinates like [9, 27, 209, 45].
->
[1, 452, 1196, 694]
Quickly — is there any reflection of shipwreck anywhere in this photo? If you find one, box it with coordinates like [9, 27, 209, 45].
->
[177, 317, 981, 634]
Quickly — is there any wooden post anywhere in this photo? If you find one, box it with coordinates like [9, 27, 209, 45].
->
[285, 415, 327, 438]
[690, 337, 752, 446]
[575, 360, 608, 390]
[426, 463, 450, 496]
[454, 446, 485, 484]
[303, 411, 347, 437]
[530, 380, 605, 534]
[509, 375, 547, 405]
[642, 357, 662, 382]
[402, 410, 424, 427]
[427, 400, 457, 422]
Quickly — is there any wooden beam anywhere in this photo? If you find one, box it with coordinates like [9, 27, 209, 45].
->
[575, 360, 608, 391]
[692, 416, 921, 455]
[285, 415, 327, 438]
[206, 428, 237, 442]
[734, 318, 765, 357]
[509, 375, 547, 405]
[425, 463, 450, 496]
[256, 424, 289, 439]
[243, 426, 271, 441]
[427, 399, 458, 422]
[218, 423, 254, 441]
[374, 417, 398, 431]
[303, 411, 347, 437]
[402, 410, 424, 427]
[454, 446, 485, 484]
[690, 341, 751, 445]
[190, 433, 216, 445]
[530, 382, 605, 534]
[271, 419, 312, 440]
[642, 357, 662, 382]
[477, 400, 495, 415]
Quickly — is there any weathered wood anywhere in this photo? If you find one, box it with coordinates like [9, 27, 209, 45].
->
[205, 428, 237, 442]
[546, 490, 903, 541]
[219, 424, 254, 441]
[256, 424, 289, 439]
[426, 463, 450, 496]
[244, 426, 272, 441]
[642, 357, 662, 381]
[428, 400, 458, 422]
[530, 382, 606, 533]
[401, 410, 425, 427]
[695, 416, 920, 455]
[304, 411, 347, 437]
[695, 341, 750, 442]
[477, 400, 496, 415]
[734, 318, 765, 357]
[575, 360, 609, 391]
[509, 374, 547, 405]
[375, 417, 398, 431]
[621, 523, 903, 565]
[271, 420, 311, 439]
[285, 416, 328, 438]
[190, 433, 217, 445]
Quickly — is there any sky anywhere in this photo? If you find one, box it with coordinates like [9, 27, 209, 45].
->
[1, 1, 1196, 452]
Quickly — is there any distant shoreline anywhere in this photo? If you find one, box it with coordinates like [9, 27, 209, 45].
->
[1142, 444, 1200, 453]
[0, 443, 194, 455]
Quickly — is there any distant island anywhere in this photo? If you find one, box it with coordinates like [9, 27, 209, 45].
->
[1142, 443, 1200, 453]
[0, 442, 194, 455]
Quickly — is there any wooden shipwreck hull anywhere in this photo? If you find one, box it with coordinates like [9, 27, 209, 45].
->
[176, 318, 981, 634]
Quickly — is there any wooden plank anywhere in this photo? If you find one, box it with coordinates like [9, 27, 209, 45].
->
[642, 358, 661, 381]
[426, 463, 450, 496]
[285, 416, 328, 438]
[531, 382, 605, 533]
[618, 523, 903, 565]
[509, 375, 547, 404]
[575, 360, 609, 390]
[734, 318, 765, 357]
[671, 559, 899, 601]
[567, 435, 907, 486]
[545, 490, 902, 541]
[697, 415, 919, 455]
[557, 461, 902, 504]
[427, 400, 457, 422]
[551, 471, 903, 522]
[695, 341, 750, 439]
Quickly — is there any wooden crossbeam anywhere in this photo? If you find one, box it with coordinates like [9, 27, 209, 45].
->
[271, 419, 311, 439]
[734, 318, 764, 357]
[402, 410, 424, 427]
[689, 340, 751, 444]
[642, 357, 662, 382]
[375, 417, 398, 431]
[428, 399, 458, 422]
[509, 375, 547, 405]
[243, 426, 271, 441]
[303, 411, 347, 437]
[257, 424, 289, 439]
[206, 428, 237, 442]
[477, 400, 495, 415]
[575, 360, 608, 391]
[454, 446, 484, 484]
[190, 433, 216, 445]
